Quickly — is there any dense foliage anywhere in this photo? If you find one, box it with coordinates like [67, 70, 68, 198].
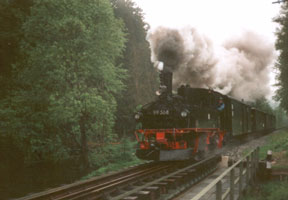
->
[0, 0, 158, 172]
[274, 2, 288, 113]
[250, 98, 288, 128]
[0, 0, 126, 168]
[111, 0, 158, 136]
[250, 98, 274, 114]
[242, 181, 288, 200]
[0, 1, 158, 197]
[0, 0, 33, 99]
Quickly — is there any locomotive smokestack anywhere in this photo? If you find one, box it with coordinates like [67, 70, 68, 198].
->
[148, 28, 186, 96]
[159, 64, 173, 95]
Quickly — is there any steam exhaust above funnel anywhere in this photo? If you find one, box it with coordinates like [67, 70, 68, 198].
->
[155, 61, 173, 96]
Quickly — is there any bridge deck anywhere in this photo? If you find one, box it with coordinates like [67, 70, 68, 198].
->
[174, 156, 249, 200]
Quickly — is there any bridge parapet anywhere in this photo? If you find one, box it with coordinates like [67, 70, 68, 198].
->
[191, 147, 259, 200]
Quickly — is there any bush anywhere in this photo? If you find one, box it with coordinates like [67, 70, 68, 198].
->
[82, 137, 143, 179]
[242, 182, 288, 200]
[258, 130, 288, 160]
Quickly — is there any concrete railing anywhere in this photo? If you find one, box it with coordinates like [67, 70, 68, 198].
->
[191, 147, 259, 200]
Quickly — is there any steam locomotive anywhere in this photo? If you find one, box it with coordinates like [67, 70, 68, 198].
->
[134, 63, 276, 161]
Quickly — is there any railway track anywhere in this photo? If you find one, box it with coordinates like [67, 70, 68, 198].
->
[114, 155, 221, 200]
[17, 129, 283, 200]
[16, 155, 221, 200]
[16, 162, 160, 200]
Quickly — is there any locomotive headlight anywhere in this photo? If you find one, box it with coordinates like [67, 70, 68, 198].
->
[135, 113, 140, 120]
[181, 111, 188, 117]
[135, 112, 142, 120]
[157, 61, 164, 71]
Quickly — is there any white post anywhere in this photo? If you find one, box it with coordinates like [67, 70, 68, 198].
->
[266, 150, 272, 180]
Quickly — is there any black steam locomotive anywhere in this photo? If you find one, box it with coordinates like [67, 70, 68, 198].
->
[134, 64, 276, 161]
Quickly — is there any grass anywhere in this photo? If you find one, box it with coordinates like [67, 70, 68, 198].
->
[241, 129, 288, 200]
[241, 181, 288, 200]
[81, 138, 145, 180]
[258, 129, 288, 160]
[242, 129, 288, 168]
[256, 129, 288, 169]
[81, 158, 143, 180]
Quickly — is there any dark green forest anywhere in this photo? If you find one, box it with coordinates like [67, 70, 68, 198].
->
[275, 2, 288, 114]
[0, 0, 157, 198]
[0, 0, 157, 165]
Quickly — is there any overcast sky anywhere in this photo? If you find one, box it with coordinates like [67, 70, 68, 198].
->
[133, 0, 281, 45]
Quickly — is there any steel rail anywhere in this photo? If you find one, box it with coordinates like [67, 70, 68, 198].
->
[15, 162, 157, 200]
[60, 165, 172, 200]
[112, 155, 220, 200]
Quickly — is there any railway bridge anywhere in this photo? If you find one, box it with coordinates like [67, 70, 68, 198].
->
[16, 147, 265, 200]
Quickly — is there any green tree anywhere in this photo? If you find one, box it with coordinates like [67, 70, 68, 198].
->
[2, 0, 126, 168]
[274, 2, 288, 113]
[0, 0, 34, 172]
[111, 0, 158, 136]
[250, 99, 288, 128]
[0, 0, 33, 99]
[273, 105, 288, 127]
[251, 98, 274, 114]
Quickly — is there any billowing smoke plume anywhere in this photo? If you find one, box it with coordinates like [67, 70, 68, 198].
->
[149, 27, 186, 71]
[149, 27, 217, 87]
[147, 27, 274, 101]
[214, 32, 274, 101]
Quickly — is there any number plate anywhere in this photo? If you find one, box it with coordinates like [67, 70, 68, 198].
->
[153, 110, 169, 115]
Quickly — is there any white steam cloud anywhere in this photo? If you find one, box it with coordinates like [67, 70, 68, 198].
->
[147, 27, 275, 101]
